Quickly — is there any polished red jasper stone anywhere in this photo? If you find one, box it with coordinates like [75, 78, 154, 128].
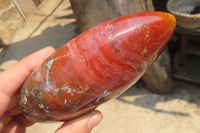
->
[18, 12, 176, 122]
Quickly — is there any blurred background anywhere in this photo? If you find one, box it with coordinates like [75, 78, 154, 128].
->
[0, 0, 199, 132]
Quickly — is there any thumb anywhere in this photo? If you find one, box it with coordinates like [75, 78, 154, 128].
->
[55, 110, 103, 133]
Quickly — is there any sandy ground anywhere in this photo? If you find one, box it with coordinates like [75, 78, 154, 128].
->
[0, 0, 200, 133]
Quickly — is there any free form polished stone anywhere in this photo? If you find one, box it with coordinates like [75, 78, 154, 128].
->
[18, 12, 176, 122]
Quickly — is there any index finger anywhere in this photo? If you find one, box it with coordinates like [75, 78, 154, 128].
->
[0, 47, 55, 117]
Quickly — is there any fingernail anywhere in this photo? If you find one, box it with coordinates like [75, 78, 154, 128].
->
[88, 113, 102, 130]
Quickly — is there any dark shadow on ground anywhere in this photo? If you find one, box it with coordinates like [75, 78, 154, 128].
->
[55, 14, 75, 19]
[0, 22, 79, 64]
[0, 38, 7, 48]
[65, 6, 72, 10]
[117, 80, 200, 117]
[0, 0, 79, 64]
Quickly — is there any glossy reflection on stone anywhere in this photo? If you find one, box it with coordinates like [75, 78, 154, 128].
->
[18, 12, 176, 122]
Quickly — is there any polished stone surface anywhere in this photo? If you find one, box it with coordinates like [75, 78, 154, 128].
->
[18, 12, 176, 122]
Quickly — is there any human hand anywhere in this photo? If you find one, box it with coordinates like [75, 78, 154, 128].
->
[0, 47, 103, 133]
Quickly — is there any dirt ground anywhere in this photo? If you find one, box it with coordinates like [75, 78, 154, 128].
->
[0, 0, 200, 133]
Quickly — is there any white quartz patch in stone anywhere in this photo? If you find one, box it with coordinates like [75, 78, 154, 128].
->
[22, 95, 27, 105]
[46, 59, 55, 90]
[64, 99, 67, 104]
[96, 90, 111, 103]
[39, 104, 45, 109]
[61, 86, 73, 93]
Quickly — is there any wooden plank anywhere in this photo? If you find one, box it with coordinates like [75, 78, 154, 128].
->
[14, 0, 37, 17]
[174, 54, 200, 84]
[187, 43, 200, 56]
